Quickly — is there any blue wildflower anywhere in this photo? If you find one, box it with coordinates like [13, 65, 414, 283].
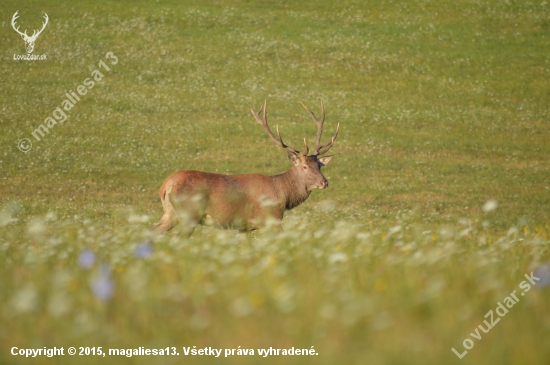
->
[534, 263, 550, 288]
[135, 240, 153, 258]
[78, 249, 95, 269]
[92, 263, 114, 302]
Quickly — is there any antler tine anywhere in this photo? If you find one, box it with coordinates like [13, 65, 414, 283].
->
[30, 13, 49, 40]
[301, 100, 333, 155]
[316, 122, 340, 155]
[11, 11, 19, 26]
[262, 98, 267, 123]
[276, 125, 284, 145]
[303, 138, 309, 155]
[11, 11, 28, 37]
[251, 100, 299, 154]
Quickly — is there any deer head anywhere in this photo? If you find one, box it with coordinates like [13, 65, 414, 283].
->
[251, 100, 340, 191]
[11, 11, 49, 54]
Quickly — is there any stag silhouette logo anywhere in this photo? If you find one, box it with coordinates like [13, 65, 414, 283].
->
[11, 11, 49, 54]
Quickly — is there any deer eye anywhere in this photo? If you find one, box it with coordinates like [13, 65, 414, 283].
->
[302, 165, 309, 170]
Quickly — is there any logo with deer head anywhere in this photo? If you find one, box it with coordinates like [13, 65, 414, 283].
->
[11, 11, 49, 54]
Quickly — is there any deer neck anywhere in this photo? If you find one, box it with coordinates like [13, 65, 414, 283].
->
[272, 166, 311, 211]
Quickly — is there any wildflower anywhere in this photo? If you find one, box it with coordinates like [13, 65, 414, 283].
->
[534, 263, 550, 288]
[231, 297, 253, 317]
[135, 240, 153, 258]
[92, 263, 114, 303]
[11, 285, 37, 313]
[78, 249, 95, 269]
[329, 252, 348, 264]
[27, 218, 46, 237]
[482, 200, 498, 213]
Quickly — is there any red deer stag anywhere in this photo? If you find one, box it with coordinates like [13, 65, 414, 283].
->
[152, 100, 339, 236]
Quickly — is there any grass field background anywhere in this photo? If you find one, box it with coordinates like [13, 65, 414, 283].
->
[1, 0, 549, 364]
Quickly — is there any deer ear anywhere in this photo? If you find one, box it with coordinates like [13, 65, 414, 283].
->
[287, 150, 301, 165]
[318, 155, 333, 167]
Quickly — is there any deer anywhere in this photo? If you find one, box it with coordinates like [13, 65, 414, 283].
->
[11, 11, 49, 54]
[151, 100, 340, 236]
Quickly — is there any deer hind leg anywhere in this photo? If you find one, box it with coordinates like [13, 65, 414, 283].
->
[152, 181, 207, 238]
[151, 213, 178, 234]
[151, 195, 179, 235]
[151, 181, 180, 234]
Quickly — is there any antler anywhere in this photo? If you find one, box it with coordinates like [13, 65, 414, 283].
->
[11, 12, 48, 41]
[251, 100, 300, 155]
[29, 13, 49, 40]
[11, 11, 28, 38]
[300, 100, 340, 156]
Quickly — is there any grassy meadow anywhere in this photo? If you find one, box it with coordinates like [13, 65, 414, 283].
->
[1, 0, 549, 364]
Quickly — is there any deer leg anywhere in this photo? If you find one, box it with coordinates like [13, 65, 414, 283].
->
[175, 221, 197, 238]
[256, 224, 283, 235]
[151, 182, 180, 234]
[172, 192, 208, 238]
[237, 228, 253, 240]
[151, 213, 178, 234]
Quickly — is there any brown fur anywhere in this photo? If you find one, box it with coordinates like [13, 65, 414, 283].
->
[152, 154, 331, 235]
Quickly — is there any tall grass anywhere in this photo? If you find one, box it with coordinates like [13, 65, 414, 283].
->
[1, 205, 549, 364]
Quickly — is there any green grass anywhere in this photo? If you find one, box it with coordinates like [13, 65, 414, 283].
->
[1, 0, 549, 364]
